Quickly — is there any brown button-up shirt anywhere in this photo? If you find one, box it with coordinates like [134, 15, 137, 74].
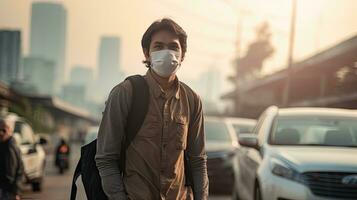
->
[95, 70, 209, 200]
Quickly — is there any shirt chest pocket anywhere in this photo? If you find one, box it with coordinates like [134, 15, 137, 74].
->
[174, 116, 188, 150]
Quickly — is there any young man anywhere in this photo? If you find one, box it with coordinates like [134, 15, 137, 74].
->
[95, 18, 209, 200]
[0, 118, 24, 200]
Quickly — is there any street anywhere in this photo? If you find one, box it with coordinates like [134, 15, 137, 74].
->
[21, 143, 230, 200]
[2, 1, 357, 200]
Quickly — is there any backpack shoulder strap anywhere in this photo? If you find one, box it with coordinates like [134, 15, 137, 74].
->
[70, 158, 82, 200]
[180, 82, 197, 189]
[180, 82, 196, 125]
[123, 75, 150, 149]
[119, 75, 150, 174]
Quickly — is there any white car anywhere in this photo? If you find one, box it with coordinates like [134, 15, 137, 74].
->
[225, 117, 257, 136]
[233, 106, 357, 200]
[205, 117, 239, 194]
[2, 113, 47, 192]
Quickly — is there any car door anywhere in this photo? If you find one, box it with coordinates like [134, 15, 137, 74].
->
[15, 121, 39, 176]
[237, 112, 267, 200]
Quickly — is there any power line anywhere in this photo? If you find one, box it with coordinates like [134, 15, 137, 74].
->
[221, 0, 288, 21]
[150, 0, 237, 30]
[188, 27, 236, 44]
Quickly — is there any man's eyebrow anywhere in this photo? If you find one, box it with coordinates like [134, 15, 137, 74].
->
[168, 42, 179, 46]
[152, 41, 164, 45]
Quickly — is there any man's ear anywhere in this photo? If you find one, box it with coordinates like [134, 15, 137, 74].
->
[143, 48, 150, 61]
[181, 53, 185, 62]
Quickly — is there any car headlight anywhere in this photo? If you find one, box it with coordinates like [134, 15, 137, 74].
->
[222, 151, 235, 159]
[270, 158, 305, 184]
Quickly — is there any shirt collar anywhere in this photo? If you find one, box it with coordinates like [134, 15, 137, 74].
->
[146, 69, 180, 100]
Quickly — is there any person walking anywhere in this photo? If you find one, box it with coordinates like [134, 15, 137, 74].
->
[0, 118, 24, 200]
[95, 18, 209, 200]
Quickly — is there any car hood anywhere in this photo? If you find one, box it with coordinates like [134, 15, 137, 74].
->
[205, 141, 234, 153]
[271, 146, 357, 172]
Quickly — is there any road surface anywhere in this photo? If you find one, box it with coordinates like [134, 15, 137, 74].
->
[21, 143, 230, 200]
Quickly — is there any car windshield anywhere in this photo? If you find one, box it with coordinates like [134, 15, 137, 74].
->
[205, 120, 231, 142]
[270, 115, 357, 147]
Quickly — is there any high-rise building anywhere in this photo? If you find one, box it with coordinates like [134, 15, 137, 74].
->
[97, 36, 124, 101]
[29, 2, 67, 93]
[0, 30, 21, 84]
[62, 84, 86, 108]
[70, 65, 94, 87]
[23, 56, 55, 95]
[70, 65, 95, 100]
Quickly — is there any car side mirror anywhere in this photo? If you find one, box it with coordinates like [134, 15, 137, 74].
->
[238, 133, 259, 150]
[27, 145, 37, 154]
[38, 137, 48, 145]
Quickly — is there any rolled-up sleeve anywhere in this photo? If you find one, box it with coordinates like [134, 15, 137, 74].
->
[187, 95, 209, 200]
[95, 80, 132, 200]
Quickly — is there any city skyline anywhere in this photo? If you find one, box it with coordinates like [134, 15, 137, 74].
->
[1, 0, 357, 106]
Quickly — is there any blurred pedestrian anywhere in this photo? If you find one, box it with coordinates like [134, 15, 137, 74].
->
[0, 118, 24, 200]
[95, 18, 208, 200]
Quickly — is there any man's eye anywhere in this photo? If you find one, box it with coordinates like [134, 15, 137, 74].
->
[169, 46, 179, 50]
[154, 45, 163, 49]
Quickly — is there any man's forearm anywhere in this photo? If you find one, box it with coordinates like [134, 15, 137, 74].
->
[96, 157, 126, 200]
[189, 155, 209, 200]
[95, 82, 132, 200]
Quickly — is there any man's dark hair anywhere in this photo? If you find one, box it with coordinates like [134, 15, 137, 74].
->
[141, 18, 187, 67]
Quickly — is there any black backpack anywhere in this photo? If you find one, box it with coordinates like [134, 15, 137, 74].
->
[70, 75, 195, 200]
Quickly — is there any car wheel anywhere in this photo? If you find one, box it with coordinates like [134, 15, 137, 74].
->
[254, 183, 262, 200]
[232, 187, 240, 200]
[31, 181, 42, 192]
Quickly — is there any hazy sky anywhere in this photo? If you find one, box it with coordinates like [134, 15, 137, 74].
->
[1, 0, 357, 95]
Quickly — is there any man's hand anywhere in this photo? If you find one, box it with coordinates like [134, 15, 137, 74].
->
[15, 195, 21, 200]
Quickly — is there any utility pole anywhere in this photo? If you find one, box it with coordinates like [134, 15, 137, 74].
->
[222, 0, 252, 115]
[283, 0, 297, 107]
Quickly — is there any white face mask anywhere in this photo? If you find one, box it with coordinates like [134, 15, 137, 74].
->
[150, 49, 181, 78]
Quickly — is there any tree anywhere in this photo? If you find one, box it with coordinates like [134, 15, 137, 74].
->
[9, 98, 53, 133]
[234, 22, 275, 81]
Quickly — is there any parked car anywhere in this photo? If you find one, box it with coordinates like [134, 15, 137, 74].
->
[1, 113, 47, 192]
[205, 117, 238, 194]
[232, 106, 357, 200]
[225, 117, 257, 136]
